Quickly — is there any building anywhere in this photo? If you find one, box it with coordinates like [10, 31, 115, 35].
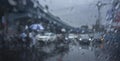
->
[0, 0, 73, 33]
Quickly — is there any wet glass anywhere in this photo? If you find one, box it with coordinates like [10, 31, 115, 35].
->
[0, 0, 120, 61]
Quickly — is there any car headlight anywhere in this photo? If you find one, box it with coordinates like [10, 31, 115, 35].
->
[101, 38, 104, 41]
[79, 38, 82, 41]
[89, 38, 92, 41]
[65, 37, 68, 40]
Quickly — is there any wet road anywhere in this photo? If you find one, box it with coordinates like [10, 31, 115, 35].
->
[0, 41, 98, 61]
[0, 36, 120, 61]
[45, 45, 96, 61]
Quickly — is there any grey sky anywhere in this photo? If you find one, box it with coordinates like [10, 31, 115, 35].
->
[39, 0, 112, 27]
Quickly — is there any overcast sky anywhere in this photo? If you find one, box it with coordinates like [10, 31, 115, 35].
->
[39, 0, 112, 27]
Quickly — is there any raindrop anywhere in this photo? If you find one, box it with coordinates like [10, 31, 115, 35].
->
[8, 0, 17, 6]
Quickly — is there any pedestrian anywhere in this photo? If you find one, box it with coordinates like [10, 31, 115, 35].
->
[29, 31, 36, 48]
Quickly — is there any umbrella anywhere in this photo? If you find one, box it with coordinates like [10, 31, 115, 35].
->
[30, 24, 44, 31]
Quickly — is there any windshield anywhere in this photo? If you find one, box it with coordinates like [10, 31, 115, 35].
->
[0, 0, 120, 61]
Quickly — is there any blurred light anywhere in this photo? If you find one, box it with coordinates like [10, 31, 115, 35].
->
[79, 38, 82, 41]
[8, 0, 17, 6]
[89, 38, 92, 41]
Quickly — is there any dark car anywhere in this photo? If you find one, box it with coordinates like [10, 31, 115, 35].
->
[78, 34, 92, 45]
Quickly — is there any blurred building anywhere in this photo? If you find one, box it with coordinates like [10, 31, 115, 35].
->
[106, 0, 120, 30]
[0, 0, 73, 33]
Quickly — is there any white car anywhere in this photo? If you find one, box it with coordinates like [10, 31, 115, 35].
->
[35, 33, 57, 42]
[68, 34, 78, 39]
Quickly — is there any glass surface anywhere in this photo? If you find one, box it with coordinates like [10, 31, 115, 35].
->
[0, 0, 120, 61]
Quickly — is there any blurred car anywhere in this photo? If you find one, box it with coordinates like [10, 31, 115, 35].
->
[78, 34, 92, 45]
[103, 33, 114, 41]
[35, 32, 57, 42]
[68, 34, 78, 39]
[93, 33, 104, 43]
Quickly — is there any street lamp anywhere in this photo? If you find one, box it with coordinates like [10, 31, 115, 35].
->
[95, 1, 111, 32]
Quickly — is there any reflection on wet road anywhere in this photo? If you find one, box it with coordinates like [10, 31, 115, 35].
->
[0, 41, 100, 61]
[45, 45, 96, 61]
[0, 37, 119, 61]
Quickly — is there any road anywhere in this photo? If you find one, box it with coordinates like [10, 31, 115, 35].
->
[1, 32, 120, 61]
[0, 40, 100, 61]
[45, 45, 96, 61]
